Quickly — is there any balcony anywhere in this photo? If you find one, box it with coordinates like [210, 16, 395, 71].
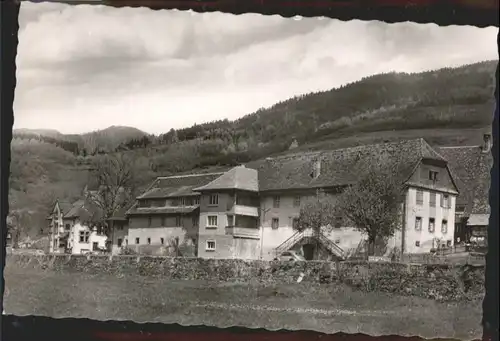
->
[225, 226, 260, 239]
[227, 205, 259, 217]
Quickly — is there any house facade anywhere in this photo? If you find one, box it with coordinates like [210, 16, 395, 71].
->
[123, 173, 221, 256]
[47, 195, 111, 254]
[119, 138, 460, 260]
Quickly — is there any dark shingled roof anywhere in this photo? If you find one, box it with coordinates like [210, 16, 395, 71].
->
[246, 138, 448, 192]
[194, 166, 259, 192]
[138, 173, 223, 199]
[436, 146, 492, 215]
[126, 205, 199, 216]
[63, 198, 104, 221]
[57, 200, 73, 214]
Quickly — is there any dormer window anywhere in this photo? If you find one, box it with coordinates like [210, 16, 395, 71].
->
[428, 171, 438, 182]
[310, 159, 321, 178]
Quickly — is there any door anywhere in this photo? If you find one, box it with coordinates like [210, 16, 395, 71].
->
[303, 244, 315, 260]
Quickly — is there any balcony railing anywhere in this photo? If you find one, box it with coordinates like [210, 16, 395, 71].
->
[225, 226, 260, 239]
[227, 205, 259, 217]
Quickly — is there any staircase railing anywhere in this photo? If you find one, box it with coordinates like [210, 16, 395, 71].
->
[273, 230, 304, 257]
[316, 232, 346, 260]
[273, 229, 347, 260]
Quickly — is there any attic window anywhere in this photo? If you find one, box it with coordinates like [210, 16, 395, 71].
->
[428, 171, 438, 182]
[310, 160, 321, 178]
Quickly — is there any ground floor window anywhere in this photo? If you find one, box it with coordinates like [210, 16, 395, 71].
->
[117, 238, 123, 247]
[206, 240, 216, 251]
[92, 242, 98, 251]
[135, 237, 140, 244]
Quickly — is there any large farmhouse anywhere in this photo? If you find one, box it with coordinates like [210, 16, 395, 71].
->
[113, 137, 467, 260]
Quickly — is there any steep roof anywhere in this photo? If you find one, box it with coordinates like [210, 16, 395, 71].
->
[246, 138, 447, 192]
[194, 166, 259, 192]
[138, 173, 223, 199]
[436, 146, 492, 215]
[57, 200, 73, 214]
[63, 198, 103, 221]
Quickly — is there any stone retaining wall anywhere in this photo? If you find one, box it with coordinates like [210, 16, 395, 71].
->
[5, 254, 485, 302]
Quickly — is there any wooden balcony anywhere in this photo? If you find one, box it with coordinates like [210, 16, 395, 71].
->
[227, 204, 259, 217]
[225, 226, 260, 239]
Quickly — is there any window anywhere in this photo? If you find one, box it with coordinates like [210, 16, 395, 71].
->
[194, 197, 200, 205]
[125, 239, 128, 245]
[415, 217, 422, 231]
[192, 216, 199, 227]
[147, 238, 151, 245]
[209, 194, 219, 206]
[65, 224, 71, 230]
[428, 218, 435, 233]
[79, 231, 90, 243]
[415, 241, 420, 247]
[180, 198, 186, 206]
[429, 170, 438, 182]
[135, 238, 140, 245]
[206, 240, 216, 251]
[92, 242, 98, 251]
[227, 215, 234, 226]
[148, 216, 152, 227]
[160, 238, 164, 245]
[292, 217, 299, 229]
[441, 220, 448, 233]
[273, 196, 280, 208]
[334, 217, 342, 229]
[429, 192, 436, 207]
[293, 196, 301, 207]
[416, 190, 424, 205]
[117, 238, 123, 247]
[161, 216, 166, 226]
[175, 216, 182, 226]
[207, 215, 218, 228]
[441, 194, 451, 209]
[456, 204, 466, 213]
[272, 218, 279, 229]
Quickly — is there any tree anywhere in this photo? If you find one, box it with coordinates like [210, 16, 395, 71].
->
[295, 191, 339, 260]
[88, 153, 137, 236]
[335, 154, 406, 256]
[296, 191, 338, 234]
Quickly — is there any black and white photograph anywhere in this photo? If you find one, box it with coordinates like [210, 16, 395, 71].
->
[3, 1, 498, 339]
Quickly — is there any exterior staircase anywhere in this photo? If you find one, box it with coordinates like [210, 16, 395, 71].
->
[274, 229, 347, 260]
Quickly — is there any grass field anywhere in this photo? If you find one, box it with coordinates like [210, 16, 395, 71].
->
[3, 266, 483, 340]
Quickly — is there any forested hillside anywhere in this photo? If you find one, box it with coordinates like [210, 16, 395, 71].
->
[9, 60, 497, 240]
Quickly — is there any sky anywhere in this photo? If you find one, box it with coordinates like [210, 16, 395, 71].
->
[14, 2, 498, 135]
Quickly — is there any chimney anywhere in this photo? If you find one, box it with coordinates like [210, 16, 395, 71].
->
[482, 133, 492, 153]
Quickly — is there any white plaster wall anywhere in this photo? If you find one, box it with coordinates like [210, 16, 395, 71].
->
[127, 226, 186, 248]
[69, 223, 108, 255]
[404, 187, 456, 253]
